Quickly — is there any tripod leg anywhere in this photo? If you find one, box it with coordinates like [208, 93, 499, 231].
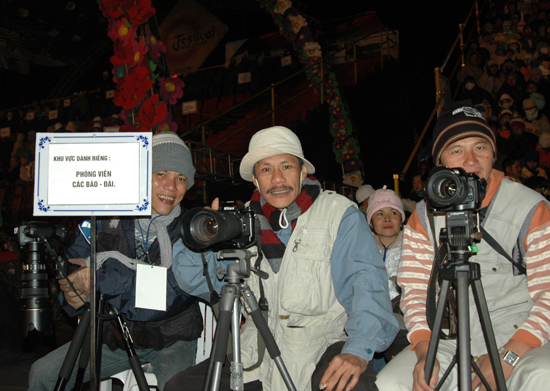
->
[455, 265, 473, 391]
[205, 284, 238, 391]
[230, 297, 243, 390]
[241, 285, 297, 391]
[202, 330, 219, 391]
[115, 314, 149, 391]
[73, 326, 91, 391]
[471, 279, 507, 391]
[425, 279, 452, 385]
[53, 308, 91, 391]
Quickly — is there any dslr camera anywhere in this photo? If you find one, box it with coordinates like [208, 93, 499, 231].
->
[425, 167, 487, 212]
[181, 201, 256, 251]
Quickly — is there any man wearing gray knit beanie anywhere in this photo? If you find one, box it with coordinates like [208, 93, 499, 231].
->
[377, 101, 550, 391]
[29, 132, 202, 391]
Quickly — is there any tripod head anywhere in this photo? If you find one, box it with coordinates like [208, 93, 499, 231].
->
[439, 210, 483, 266]
[217, 248, 268, 284]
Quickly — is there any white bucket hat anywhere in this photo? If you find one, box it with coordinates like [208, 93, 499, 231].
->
[239, 126, 315, 182]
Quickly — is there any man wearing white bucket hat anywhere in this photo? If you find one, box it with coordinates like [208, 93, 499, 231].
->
[167, 126, 398, 391]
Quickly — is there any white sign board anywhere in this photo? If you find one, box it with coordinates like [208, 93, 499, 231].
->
[182, 100, 198, 115]
[281, 55, 292, 67]
[34, 132, 152, 216]
[238, 72, 251, 84]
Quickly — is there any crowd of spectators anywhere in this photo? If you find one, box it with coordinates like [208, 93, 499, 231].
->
[456, 0, 550, 200]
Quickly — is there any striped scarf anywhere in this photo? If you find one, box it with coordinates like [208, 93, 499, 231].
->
[249, 177, 321, 272]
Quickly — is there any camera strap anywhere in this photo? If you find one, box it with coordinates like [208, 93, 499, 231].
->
[244, 218, 269, 372]
[478, 207, 526, 275]
[200, 253, 220, 306]
[426, 205, 450, 337]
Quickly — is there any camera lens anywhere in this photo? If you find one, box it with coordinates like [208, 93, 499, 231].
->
[190, 214, 219, 243]
[439, 179, 457, 198]
[181, 208, 249, 250]
[425, 167, 467, 209]
[20, 241, 51, 337]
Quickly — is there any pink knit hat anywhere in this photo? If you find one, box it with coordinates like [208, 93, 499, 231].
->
[366, 186, 405, 225]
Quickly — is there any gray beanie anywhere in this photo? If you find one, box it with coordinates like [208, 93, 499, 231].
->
[152, 132, 195, 189]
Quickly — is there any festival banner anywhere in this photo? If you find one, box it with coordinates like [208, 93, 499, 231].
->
[159, 0, 228, 76]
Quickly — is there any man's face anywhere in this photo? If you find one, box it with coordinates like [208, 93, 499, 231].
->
[507, 159, 522, 178]
[500, 114, 511, 125]
[252, 154, 307, 210]
[440, 136, 494, 181]
[412, 175, 425, 192]
[527, 160, 538, 170]
[511, 125, 524, 136]
[531, 71, 542, 82]
[151, 171, 187, 215]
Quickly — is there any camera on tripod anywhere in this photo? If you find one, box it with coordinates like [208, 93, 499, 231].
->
[425, 166, 487, 212]
[14, 221, 72, 336]
[425, 167, 487, 262]
[181, 201, 256, 251]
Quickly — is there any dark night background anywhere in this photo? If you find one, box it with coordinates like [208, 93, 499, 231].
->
[0, 0, 477, 197]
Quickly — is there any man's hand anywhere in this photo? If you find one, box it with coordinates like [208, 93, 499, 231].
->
[205, 197, 219, 211]
[58, 259, 90, 310]
[319, 353, 367, 391]
[412, 340, 440, 391]
[470, 354, 513, 391]
[471, 340, 531, 391]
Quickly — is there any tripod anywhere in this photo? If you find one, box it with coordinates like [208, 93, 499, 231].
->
[53, 300, 150, 391]
[424, 210, 507, 391]
[202, 249, 297, 391]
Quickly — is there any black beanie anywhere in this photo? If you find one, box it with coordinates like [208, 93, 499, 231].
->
[432, 101, 496, 164]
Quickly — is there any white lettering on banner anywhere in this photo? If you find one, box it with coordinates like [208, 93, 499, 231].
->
[159, 0, 227, 76]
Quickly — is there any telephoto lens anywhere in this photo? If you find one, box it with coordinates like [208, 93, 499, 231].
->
[20, 240, 52, 337]
[181, 209, 245, 250]
[181, 203, 256, 251]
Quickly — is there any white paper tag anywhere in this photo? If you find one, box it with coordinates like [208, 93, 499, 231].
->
[135, 264, 167, 311]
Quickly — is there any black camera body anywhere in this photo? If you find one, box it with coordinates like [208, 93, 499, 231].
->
[181, 201, 256, 251]
[15, 221, 69, 248]
[425, 167, 487, 212]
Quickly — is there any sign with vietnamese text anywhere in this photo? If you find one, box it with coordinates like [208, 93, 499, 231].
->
[34, 133, 152, 216]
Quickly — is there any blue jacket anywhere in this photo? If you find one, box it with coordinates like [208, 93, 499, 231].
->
[61, 216, 202, 350]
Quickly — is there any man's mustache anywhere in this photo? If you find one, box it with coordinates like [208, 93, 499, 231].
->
[267, 185, 294, 194]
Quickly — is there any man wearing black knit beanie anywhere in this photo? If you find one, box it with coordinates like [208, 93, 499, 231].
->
[377, 101, 550, 390]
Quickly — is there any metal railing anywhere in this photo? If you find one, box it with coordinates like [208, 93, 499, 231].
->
[399, 0, 489, 181]
[184, 27, 399, 146]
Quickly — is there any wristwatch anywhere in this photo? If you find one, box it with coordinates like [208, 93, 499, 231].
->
[498, 347, 521, 367]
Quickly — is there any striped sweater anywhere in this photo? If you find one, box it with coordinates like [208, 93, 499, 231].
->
[398, 169, 550, 350]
